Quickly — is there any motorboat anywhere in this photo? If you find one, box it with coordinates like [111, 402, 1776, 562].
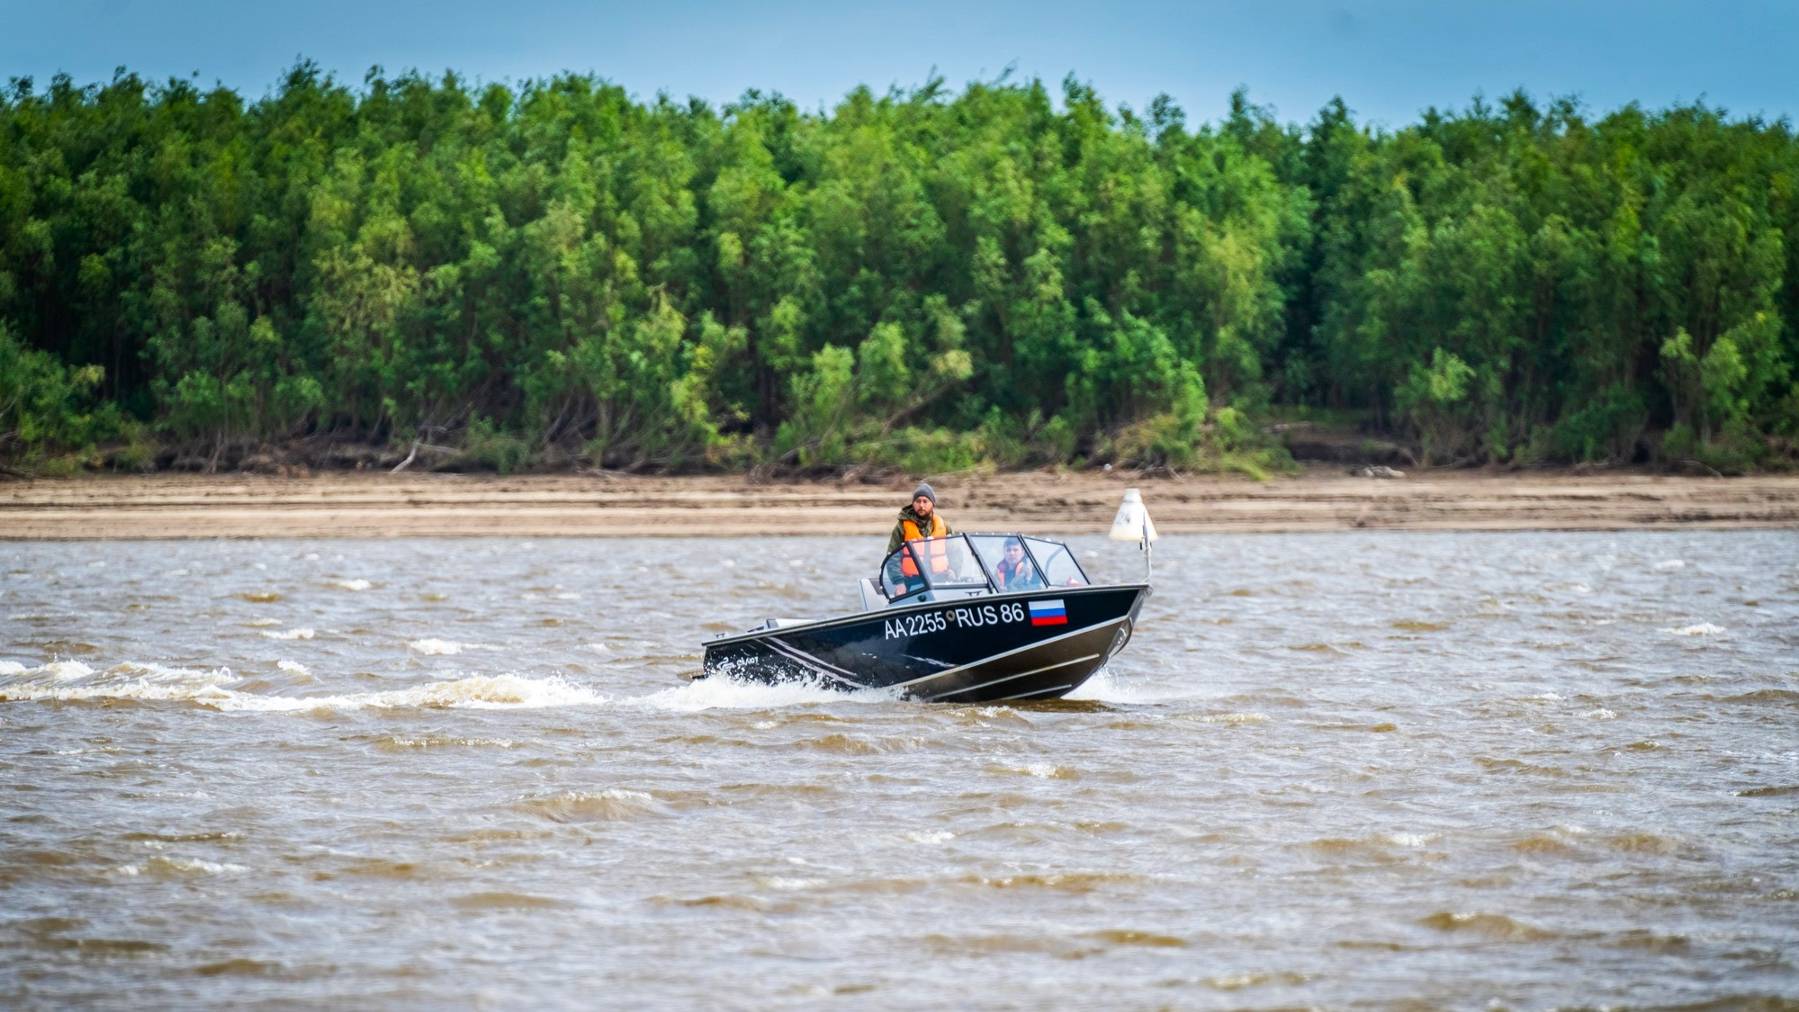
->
[698, 533, 1150, 703]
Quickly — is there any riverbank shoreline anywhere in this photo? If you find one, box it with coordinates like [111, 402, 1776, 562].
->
[4, 468, 1797, 539]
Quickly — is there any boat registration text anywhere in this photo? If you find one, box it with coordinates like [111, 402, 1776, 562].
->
[884, 602, 1030, 640]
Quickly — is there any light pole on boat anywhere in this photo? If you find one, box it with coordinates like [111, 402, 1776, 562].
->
[1109, 488, 1158, 582]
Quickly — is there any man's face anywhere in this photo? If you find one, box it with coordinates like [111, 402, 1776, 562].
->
[913, 495, 933, 517]
[1005, 543, 1023, 561]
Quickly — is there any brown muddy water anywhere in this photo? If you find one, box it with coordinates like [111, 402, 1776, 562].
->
[3, 532, 1797, 1009]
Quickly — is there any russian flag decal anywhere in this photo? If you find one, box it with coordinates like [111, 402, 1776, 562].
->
[1028, 598, 1068, 626]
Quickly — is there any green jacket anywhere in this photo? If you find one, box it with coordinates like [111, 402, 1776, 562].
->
[886, 505, 952, 555]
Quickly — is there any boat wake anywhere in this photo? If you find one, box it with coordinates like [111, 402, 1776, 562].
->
[637, 676, 902, 712]
[0, 661, 612, 711]
[1064, 667, 1206, 705]
[0, 661, 895, 713]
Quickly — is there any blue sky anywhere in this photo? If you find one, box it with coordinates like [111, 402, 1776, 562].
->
[5, 0, 1792, 128]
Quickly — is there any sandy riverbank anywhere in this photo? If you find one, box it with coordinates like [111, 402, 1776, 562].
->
[3, 468, 1797, 539]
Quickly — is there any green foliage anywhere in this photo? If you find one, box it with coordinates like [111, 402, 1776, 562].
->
[889, 427, 986, 476]
[1396, 347, 1476, 463]
[106, 420, 161, 473]
[2, 70, 1796, 472]
[460, 416, 531, 474]
[0, 320, 121, 465]
[1537, 383, 1648, 463]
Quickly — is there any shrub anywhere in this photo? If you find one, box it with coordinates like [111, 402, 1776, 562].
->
[0, 321, 121, 467]
[459, 416, 532, 474]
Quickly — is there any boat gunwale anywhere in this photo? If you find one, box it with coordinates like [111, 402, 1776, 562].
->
[702, 582, 1150, 649]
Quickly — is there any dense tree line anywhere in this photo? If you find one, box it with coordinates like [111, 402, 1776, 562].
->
[2, 66, 1794, 473]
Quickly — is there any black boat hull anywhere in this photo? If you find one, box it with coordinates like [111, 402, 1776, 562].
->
[700, 585, 1149, 702]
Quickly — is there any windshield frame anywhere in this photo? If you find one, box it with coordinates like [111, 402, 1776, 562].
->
[878, 533, 1090, 602]
[880, 534, 990, 601]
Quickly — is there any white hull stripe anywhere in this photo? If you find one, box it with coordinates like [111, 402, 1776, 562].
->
[893, 617, 1129, 690]
[762, 638, 862, 688]
[1001, 683, 1076, 701]
[924, 653, 1100, 702]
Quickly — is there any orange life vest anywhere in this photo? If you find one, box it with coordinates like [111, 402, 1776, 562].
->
[899, 514, 949, 577]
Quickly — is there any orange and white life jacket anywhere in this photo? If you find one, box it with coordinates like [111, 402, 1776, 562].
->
[899, 514, 949, 577]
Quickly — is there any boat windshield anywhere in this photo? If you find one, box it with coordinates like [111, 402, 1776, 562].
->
[879, 534, 1091, 601]
[880, 535, 988, 600]
[1024, 537, 1090, 588]
[965, 534, 1045, 592]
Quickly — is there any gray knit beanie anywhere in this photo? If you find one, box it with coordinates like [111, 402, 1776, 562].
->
[912, 482, 937, 505]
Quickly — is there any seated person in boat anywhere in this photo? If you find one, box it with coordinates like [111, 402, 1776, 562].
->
[887, 483, 952, 593]
[993, 537, 1041, 591]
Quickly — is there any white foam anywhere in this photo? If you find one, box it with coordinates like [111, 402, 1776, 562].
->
[1200, 712, 1269, 725]
[389, 735, 517, 749]
[115, 857, 246, 877]
[0, 664, 608, 713]
[261, 628, 315, 641]
[210, 673, 612, 713]
[1661, 623, 1725, 637]
[1585, 708, 1617, 720]
[332, 579, 372, 591]
[761, 876, 823, 890]
[629, 677, 900, 712]
[247, 617, 281, 627]
[1066, 668, 1207, 704]
[906, 830, 956, 845]
[0, 662, 239, 704]
[1654, 559, 1686, 571]
[408, 638, 490, 656]
[0, 660, 29, 675]
[1385, 832, 1437, 848]
[6, 657, 918, 715]
[44, 660, 97, 680]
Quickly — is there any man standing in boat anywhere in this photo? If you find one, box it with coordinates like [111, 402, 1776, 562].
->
[886, 483, 953, 592]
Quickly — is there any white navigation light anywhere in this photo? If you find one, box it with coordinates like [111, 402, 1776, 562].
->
[1109, 488, 1158, 543]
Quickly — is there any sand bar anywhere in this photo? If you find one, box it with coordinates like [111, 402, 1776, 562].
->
[3, 469, 1797, 539]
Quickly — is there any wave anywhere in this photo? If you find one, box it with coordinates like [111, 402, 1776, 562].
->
[905, 829, 956, 845]
[1, 661, 904, 714]
[114, 856, 247, 878]
[0, 663, 608, 711]
[407, 638, 491, 656]
[1066, 668, 1208, 704]
[1660, 622, 1725, 636]
[627, 677, 901, 712]
[214, 673, 612, 712]
[1, 661, 240, 704]
[260, 628, 315, 641]
[1418, 910, 1556, 940]
[515, 788, 663, 823]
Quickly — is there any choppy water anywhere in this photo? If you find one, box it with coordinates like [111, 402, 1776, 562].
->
[2, 532, 1797, 1008]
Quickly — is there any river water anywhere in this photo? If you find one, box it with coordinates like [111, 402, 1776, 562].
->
[2, 532, 1796, 1008]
